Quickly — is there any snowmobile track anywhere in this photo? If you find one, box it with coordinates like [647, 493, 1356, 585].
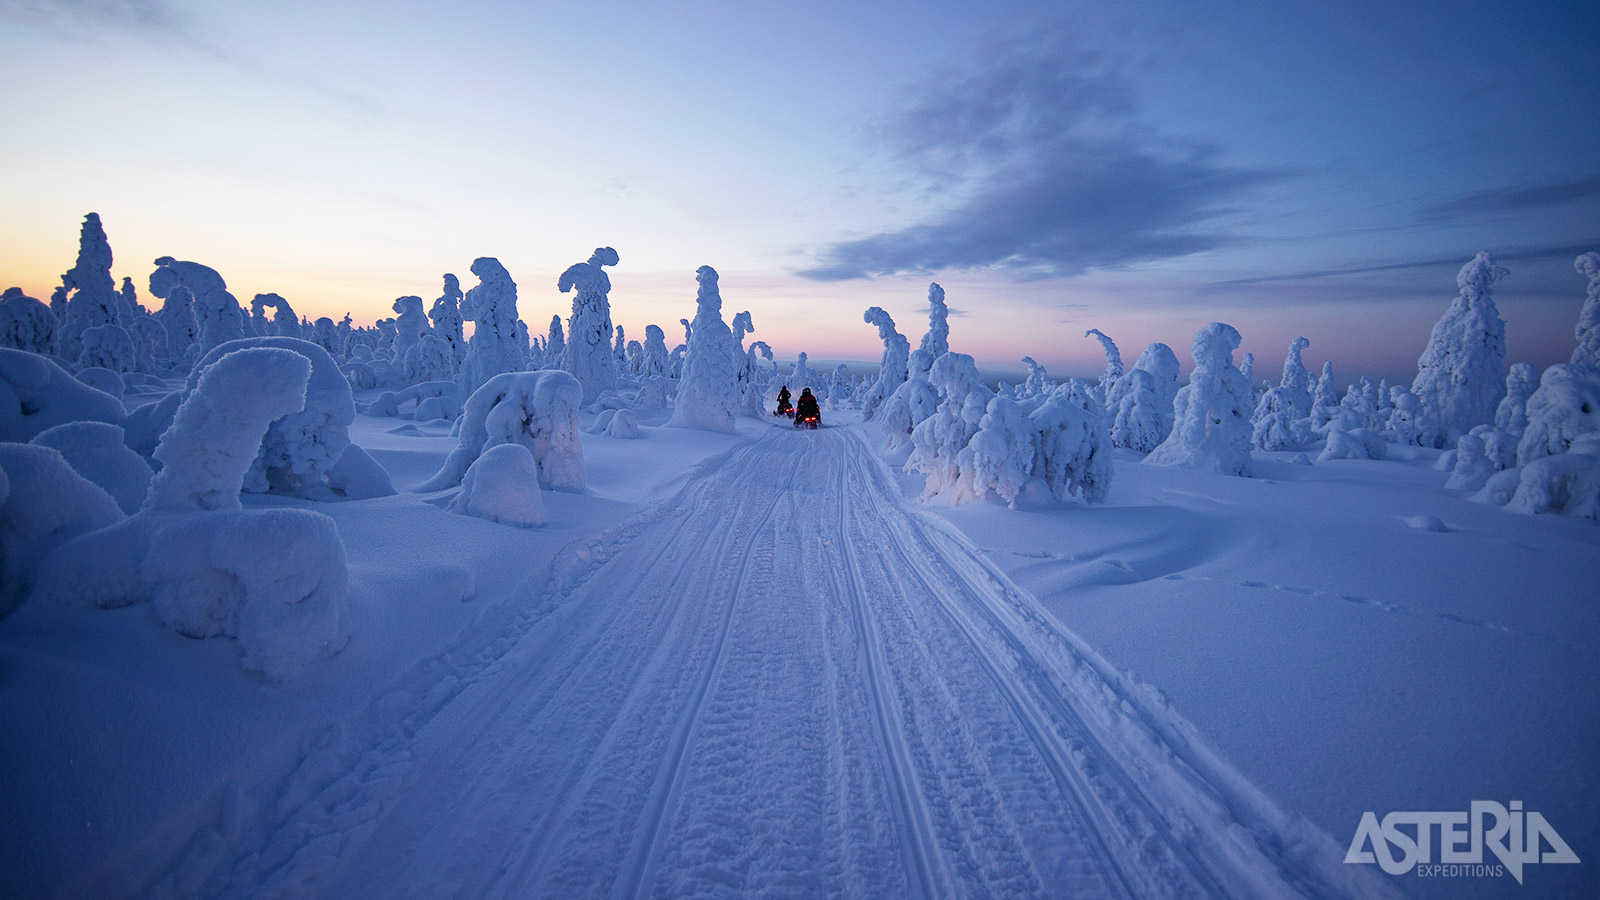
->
[136, 425, 1401, 900]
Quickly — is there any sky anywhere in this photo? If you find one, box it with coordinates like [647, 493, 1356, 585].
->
[1, 0, 1596, 382]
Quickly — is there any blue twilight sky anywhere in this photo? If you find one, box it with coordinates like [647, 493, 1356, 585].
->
[1, 0, 1596, 381]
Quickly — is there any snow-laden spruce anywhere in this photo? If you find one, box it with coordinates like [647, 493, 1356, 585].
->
[56, 213, 121, 362]
[1250, 336, 1315, 450]
[1384, 385, 1438, 448]
[877, 348, 941, 452]
[907, 352, 993, 499]
[449, 443, 546, 528]
[429, 274, 467, 365]
[1412, 252, 1509, 444]
[0, 347, 126, 441]
[1494, 362, 1539, 436]
[1471, 363, 1600, 516]
[1107, 342, 1179, 452]
[1145, 323, 1253, 476]
[1312, 361, 1339, 428]
[1084, 328, 1123, 405]
[391, 295, 430, 371]
[861, 307, 911, 422]
[1019, 356, 1053, 399]
[668, 266, 739, 433]
[920, 282, 949, 358]
[460, 257, 524, 396]
[151, 256, 245, 357]
[558, 247, 620, 404]
[1573, 252, 1600, 368]
[420, 369, 585, 492]
[967, 381, 1112, 507]
[1, 288, 58, 355]
[185, 338, 356, 498]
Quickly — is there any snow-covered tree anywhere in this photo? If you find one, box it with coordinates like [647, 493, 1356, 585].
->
[1312, 361, 1339, 427]
[1494, 363, 1538, 436]
[420, 370, 585, 491]
[827, 363, 849, 410]
[430, 274, 467, 364]
[966, 393, 1032, 505]
[0, 288, 57, 355]
[1020, 356, 1053, 399]
[405, 334, 456, 383]
[57, 213, 121, 362]
[877, 349, 941, 451]
[1412, 251, 1509, 444]
[1145, 323, 1253, 476]
[1251, 337, 1316, 451]
[1025, 382, 1113, 504]
[861, 306, 910, 422]
[1084, 328, 1123, 405]
[1384, 385, 1438, 447]
[545, 314, 566, 369]
[920, 282, 949, 358]
[151, 257, 244, 357]
[185, 338, 357, 498]
[30, 421, 153, 515]
[668, 266, 739, 432]
[76, 323, 136, 373]
[907, 352, 993, 498]
[1319, 410, 1388, 461]
[1108, 342, 1180, 452]
[391, 295, 430, 369]
[1472, 364, 1600, 517]
[1573, 252, 1600, 368]
[558, 247, 620, 404]
[642, 323, 670, 378]
[460, 257, 524, 396]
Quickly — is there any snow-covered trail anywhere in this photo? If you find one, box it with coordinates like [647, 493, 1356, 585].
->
[154, 426, 1394, 900]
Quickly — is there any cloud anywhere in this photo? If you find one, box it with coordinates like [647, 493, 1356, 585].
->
[1420, 176, 1600, 222]
[799, 26, 1275, 282]
[1204, 241, 1600, 291]
[2, 0, 219, 56]
[0, 0, 383, 116]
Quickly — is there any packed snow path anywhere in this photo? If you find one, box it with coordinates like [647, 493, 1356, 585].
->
[159, 427, 1388, 900]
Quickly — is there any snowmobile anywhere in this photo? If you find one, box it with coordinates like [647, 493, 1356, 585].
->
[774, 386, 793, 418]
[793, 388, 820, 429]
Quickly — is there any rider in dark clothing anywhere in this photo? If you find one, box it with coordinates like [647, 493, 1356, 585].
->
[775, 385, 792, 416]
[794, 387, 820, 427]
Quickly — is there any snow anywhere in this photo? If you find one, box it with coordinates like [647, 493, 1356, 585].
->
[0, 347, 127, 441]
[0, 442, 124, 618]
[667, 265, 739, 433]
[151, 257, 245, 356]
[1, 287, 58, 355]
[448, 442, 547, 528]
[2, 233, 1598, 898]
[29, 421, 154, 514]
[146, 507, 351, 681]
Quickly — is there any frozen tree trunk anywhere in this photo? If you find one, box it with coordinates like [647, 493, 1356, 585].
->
[1412, 251, 1509, 445]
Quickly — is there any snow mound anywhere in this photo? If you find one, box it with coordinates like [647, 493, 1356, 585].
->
[0, 347, 126, 441]
[0, 443, 124, 618]
[147, 508, 351, 681]
[420, 369, 585, 492]
[448, 443, 546, 528]
[30, 421, 154, 514]
[606, 408, 642, 439]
